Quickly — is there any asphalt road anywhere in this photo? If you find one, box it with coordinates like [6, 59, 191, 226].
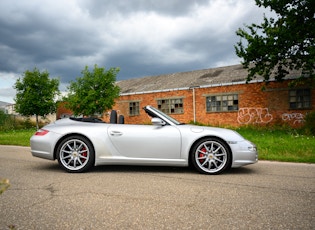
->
[0, 145, 314, 230]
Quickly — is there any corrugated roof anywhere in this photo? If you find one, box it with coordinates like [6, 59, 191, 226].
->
[116, 64, 302, 95]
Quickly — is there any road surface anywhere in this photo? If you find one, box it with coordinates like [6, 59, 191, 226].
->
[0, 145, 314, 229]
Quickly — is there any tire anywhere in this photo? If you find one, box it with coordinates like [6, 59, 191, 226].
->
[110, 110, 117, 124]
[56, 135, 95, 173]
[190, 137, 231, 175]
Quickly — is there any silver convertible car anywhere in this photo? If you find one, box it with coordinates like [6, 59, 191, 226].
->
[31, 105, 258, 174]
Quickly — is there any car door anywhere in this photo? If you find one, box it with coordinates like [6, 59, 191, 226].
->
[108, 124, 181, 159]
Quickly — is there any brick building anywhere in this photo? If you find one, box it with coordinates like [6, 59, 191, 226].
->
[58, 64, 314, 127]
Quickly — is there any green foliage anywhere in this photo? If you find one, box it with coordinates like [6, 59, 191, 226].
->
[0, 110, 8, 126]
[0, 110, 36, 131]
[14, 68, 60, 128]
[302, 111, 315, 135]
[64, 65, 120, 116]
[235, 0, 315, 85]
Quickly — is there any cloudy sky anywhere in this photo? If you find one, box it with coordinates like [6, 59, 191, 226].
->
[0, 0, 273, 103]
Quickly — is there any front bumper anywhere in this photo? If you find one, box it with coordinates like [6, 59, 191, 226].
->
[230, 140, 258, 168]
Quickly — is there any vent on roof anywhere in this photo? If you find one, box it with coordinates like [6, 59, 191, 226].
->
[231, 78, 246, 82]
[122, 89, 133, 93]
[199, 70, 224, 79]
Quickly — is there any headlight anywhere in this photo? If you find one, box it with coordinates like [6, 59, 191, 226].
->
[248, 146, 257, 152]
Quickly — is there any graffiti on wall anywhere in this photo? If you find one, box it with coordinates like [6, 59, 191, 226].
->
[237, 108, 273, 124]
[282, 113, 305, 124]
[237, 108, 306, 125]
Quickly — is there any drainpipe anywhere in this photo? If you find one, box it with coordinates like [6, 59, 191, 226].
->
[190, 86, 200, 123]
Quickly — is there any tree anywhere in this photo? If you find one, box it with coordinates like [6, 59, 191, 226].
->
[14, 68, 60, 129]
[64, 65, 120, 116]
[235, 0, 315, 85]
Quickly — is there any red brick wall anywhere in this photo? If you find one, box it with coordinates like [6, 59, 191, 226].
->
[112, 81, 315, 127]
[56, 80, 314, 127]
[56, 102, 73, 119]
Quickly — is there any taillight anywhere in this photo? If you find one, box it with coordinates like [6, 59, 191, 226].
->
[34, 129, 49, 136]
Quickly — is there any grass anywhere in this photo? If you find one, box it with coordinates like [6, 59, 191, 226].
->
[0, 127, 314, 163]
[235, 126, 315, 163]
[0, 129, 36, 146]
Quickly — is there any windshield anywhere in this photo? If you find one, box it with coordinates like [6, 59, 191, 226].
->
[148, 106, 182, 125]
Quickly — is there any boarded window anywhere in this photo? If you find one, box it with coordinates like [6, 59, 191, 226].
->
[289, 89, 311, 109]
[129, 101, 140, 116]
[157, 98, 183, 114]
[206, 94, 238, 112]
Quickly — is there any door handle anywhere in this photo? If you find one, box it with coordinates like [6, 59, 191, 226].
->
[110, 131, 123, 136]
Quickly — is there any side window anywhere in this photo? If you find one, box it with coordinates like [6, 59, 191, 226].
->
[206, 94, 238, 112]
[129, 101, 140, 116]
[157, 98, 183, 114]
[289, 89, 311, 109]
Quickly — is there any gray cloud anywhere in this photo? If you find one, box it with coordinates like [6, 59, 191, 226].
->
[0, 0, 274, 103]
[79, 0, 210, 17]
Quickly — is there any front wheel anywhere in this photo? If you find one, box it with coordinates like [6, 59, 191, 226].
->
[191, 138, 231, 175]
[57, 136, 95, 173]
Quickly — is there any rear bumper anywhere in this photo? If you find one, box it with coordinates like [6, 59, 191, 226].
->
[30, 132, 62, 160]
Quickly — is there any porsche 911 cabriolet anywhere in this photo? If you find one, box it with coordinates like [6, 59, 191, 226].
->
[30, 105, 258, 174]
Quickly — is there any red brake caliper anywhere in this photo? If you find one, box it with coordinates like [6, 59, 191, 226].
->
[81, 147, 87, 162]
[198, 147, 206, 163]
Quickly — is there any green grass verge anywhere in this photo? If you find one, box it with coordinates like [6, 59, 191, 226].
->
[235, 127, 315, 163]
[0, 129, 36, 146]
[0, 127, 314, 163]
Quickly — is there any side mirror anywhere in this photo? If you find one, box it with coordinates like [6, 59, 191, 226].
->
[151, 117, 166, 126]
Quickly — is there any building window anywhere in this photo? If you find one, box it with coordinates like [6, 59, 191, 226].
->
[129, 101, 140, 116]
[289, 89, 311, 109]
[157, 98, 183, 114]
[206, 94, 238, 112]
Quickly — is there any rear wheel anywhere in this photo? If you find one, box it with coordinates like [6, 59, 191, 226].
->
[57, 136, 94, 173]
[191, 138, 231, 175]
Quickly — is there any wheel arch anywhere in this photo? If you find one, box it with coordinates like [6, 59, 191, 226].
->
[53, 133, 96, 163]
[188, 135, 233, 167]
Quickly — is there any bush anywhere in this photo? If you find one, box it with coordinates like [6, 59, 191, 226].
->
[0, 110, 13, 130]
[303, 111, 315, 135]
[0, 110, 38, 131]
